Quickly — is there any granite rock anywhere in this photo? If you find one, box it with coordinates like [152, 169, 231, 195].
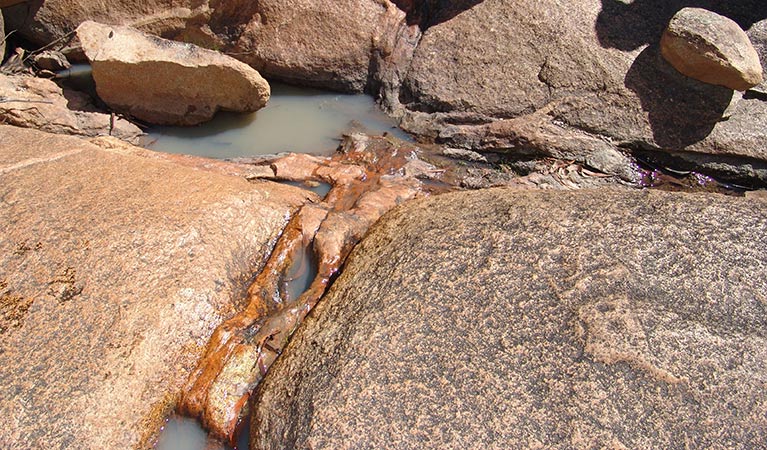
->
[252, 187, 767, 449]
[661, 8, 763, 90]
[393, 0, 767, 184]
[0, 125, 312, 449]
[76, 20, 270, 126]
[0, 74, 143, 143]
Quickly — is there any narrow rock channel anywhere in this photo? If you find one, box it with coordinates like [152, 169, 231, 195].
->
[1, 2, 766, 449]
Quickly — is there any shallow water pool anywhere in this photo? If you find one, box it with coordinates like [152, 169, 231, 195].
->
[141, 83, 410, 158]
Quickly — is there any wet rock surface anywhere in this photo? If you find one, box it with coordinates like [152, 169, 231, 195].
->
[661, 8, 763, 91]
[0, 125, 314, 449]
[179, 134, 427, 443]
[251, 187, 767, 449]
[76, 20, 270, 126]
[0, 74, 143, 142]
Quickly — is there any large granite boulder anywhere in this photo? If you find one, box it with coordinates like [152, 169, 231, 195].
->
[661, 8, 763, 91]
[210, 0, 406, 92]
[76, 20, 270, 126]
[0, 74, 142, 143]
[251, 187, 767, 449]
[0, 125, 313, 449]
[392, 0, 767, 184]
[4, 0, 410, 92]
[1, 0, 206, 47]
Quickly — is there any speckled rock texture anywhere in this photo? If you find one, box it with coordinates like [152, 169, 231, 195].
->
[0, 74, 142, 143]
[214, 0, 406, 92]
[4, 0, 409, 93]
[394, 0, 767, 184]
[661, 8, 763, 90]
[0, 125, 313, 449]
[251, 187, 767, 449]
[2, 0, 207, 47]
[76, 20, 270, 126]
[748, 18, 767, 94]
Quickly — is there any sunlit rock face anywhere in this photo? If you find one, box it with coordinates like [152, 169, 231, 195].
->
[4, 0, 408, 92]
[76, 21, 270, 126]
[0, 74, 143, 142]
[0, 125, 313, 449]
[251, 187, 767, 449]
[661, 7, 763, 91]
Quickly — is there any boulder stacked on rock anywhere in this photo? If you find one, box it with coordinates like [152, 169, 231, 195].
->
[75, 20, 271, 126]
[4, 0, 408, 93]
[393, 0, 767, 184]
[251, 187, 767, 449]
[661, 8, 764, 91]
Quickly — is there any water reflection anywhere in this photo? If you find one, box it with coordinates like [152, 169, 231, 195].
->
[142, 83, 411, 158]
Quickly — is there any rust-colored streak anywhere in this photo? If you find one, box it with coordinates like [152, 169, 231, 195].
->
[178, 134, 431, 443]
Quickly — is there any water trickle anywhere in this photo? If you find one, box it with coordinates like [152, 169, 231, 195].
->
[155, 416, 213, 450]
[155, 415, 250, 450]
[141, 83, 411, 158]
[281, 180, 333, 200]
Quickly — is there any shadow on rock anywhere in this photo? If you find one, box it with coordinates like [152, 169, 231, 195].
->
[596, 0, 767, 51]
[625, 45, 733, 149]
[391, 0, 485, 29]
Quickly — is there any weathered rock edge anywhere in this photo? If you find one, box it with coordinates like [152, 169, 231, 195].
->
[76, 20, 270, 126]
[0, 125, 313, 449]
[0, 74, 143, 143]
[251, 187, 767, 449]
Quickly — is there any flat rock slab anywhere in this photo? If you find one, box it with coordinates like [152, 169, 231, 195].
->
[252, 187, 767, 449]
[0, 74, 143, 143]
[76, 20, 270, 126]
[0, 125, 310, 449]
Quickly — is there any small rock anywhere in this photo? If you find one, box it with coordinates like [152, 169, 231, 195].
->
[32, 50, 71, 71]
[402, 158, 438, 179]
[442, 147, 488, 162]
[661, 7, 764, 91]
[745, 189, 767, 200]
[75, 20, 270, 126]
